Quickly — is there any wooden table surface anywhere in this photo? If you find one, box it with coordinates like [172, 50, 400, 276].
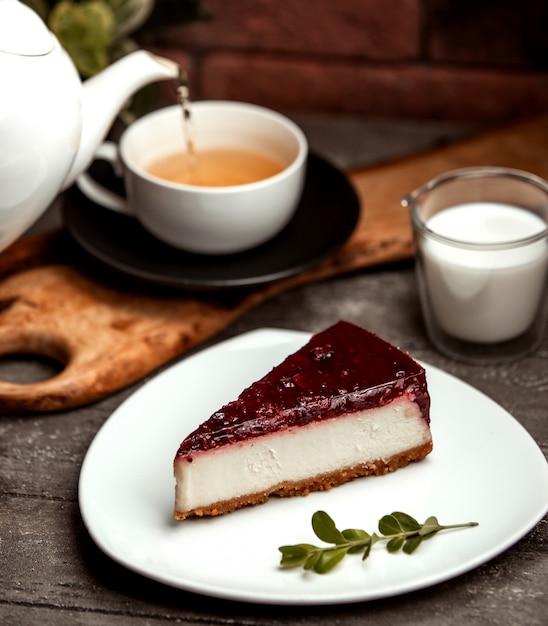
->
[1, 115, 546, 626]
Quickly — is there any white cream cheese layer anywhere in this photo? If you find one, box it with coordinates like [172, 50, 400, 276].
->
[174, 398, 430, 513]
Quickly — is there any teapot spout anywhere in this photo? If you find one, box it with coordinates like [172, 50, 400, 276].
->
[62, 50, 180, 190]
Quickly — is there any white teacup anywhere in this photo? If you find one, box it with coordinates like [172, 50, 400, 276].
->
[77, 101, 308, 254]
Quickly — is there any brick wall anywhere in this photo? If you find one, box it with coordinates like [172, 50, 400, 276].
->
[142, 0, 548, 123]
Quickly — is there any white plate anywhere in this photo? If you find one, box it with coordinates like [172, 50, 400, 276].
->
[79, 329, 548, 605]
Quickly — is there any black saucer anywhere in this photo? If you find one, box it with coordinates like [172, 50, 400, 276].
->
[62, 153, 360, 291]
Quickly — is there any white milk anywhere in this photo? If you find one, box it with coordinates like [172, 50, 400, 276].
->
[422, 202, 547, 343]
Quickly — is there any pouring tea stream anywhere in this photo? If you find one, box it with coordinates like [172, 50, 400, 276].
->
[0, 0, 182, 253]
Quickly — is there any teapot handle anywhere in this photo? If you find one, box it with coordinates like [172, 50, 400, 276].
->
[76, 142, 134, 215]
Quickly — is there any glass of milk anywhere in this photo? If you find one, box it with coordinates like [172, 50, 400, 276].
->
[402, 167, 548, 363]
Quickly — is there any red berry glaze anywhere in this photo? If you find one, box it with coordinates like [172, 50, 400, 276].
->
[175, 321, 430, 460]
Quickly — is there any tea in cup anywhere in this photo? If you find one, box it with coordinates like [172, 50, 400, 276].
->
[147, 147, 286, 187]
[77, 101, 308, 254]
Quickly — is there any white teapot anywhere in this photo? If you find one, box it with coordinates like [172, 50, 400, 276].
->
[0, 0, 180, 252]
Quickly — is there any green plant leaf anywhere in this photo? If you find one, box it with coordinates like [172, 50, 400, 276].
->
[303, 551, 322, 571]
[419, 515, 443, 536]
[311, 511, 346, 545]
[51, 1, 115, 48]
[278, 544, 315, 568]
[49, 0, 116, 76]
[342, 528, 371, 554]
[314, 548, 348, 574]
[403, 535, 423, 554]
[341, 528, 370, 541]
[391, 511, 421, 532]
[378, 513, 402, 536]
[379, 511, 421, 535]
[361, 536, 374, 560]
[386, 536, 405, 552]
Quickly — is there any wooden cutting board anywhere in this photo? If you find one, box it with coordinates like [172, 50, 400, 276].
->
[1, 114, 547, 412]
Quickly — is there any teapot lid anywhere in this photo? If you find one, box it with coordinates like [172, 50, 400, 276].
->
[0, 0, 54, 55]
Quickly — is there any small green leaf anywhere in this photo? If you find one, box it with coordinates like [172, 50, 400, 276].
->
[391, 511, 421, 532]
[342, 528, 371, 554]
[361, 537, 373, 560]
[378, 513, 402, 536]
[403, 535, 423, 554]
[386, 536, 405, 552]
[303, 551, 322, 571]
[314, 548, 348, 574]
[311, 511, 346, 545]
[419, 515, 443, 536]
[279, 544, 315, 568]
[342, 528, 370, 541]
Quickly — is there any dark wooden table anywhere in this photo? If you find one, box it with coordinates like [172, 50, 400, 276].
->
[1, 116, 546, 625]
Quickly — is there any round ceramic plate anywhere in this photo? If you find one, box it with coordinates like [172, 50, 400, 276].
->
[78, 329, 548, 605]
[63, 154, 359, 290]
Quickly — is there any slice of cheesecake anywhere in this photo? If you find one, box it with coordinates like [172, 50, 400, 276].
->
[174, 321, 432, 520]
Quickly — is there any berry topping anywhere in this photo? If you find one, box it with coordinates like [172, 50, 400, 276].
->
[176, 321, 429, 459]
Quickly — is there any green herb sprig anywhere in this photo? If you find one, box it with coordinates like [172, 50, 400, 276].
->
[279, 510, 478, 574]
